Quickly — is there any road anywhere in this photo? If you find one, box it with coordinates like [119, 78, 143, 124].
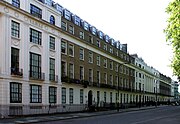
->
[38, 106, 180, 124]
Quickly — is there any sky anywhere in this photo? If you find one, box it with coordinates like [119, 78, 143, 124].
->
[53, 0, 177, 81]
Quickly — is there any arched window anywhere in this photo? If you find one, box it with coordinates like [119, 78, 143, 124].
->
[12, 0, 20, 8]
[50, 15, 55, 25]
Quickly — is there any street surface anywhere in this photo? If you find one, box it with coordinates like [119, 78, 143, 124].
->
[39, 106, 180, 124]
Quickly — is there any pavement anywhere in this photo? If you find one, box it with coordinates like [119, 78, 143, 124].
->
[0, 106, 160, 124]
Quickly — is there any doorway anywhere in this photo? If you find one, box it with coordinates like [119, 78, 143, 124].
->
[88, 90, 93, 107]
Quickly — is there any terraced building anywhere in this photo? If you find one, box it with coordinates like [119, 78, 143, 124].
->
[0, 0, 173, 117]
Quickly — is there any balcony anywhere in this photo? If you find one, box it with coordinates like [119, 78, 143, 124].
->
[29, 72, 45, 81]
[11, 67, 23, 77]
[49, 74, 58, 83]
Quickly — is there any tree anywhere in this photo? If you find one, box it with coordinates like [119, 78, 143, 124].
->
[164, 0, 180, 80]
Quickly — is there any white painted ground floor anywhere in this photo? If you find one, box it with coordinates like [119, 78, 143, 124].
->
[0, 79, 171, 118]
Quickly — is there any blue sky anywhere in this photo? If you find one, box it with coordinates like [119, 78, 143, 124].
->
[53, 0, 176, 80]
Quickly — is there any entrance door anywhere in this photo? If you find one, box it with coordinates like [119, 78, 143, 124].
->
[88, 90, 93, 107]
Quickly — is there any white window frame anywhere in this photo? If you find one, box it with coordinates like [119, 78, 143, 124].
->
[69, 63, 74, 79]
[69, 25, 74, 34]
[89, 69, 93, 83]
[97, 56, 100, 66]
[79, 48, 84, 60]
[61, 21, 67, 31]
[61, 41, 67, 54]
[79, 31, 84, 39]
[88, 51, 93, 63]
[80, 66, 84, 80]
[110, 61, 113, 70]
[68, 44, 74, 57]
[104, 58, 107, 68]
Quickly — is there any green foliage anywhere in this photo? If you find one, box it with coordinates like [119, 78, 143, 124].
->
[164, 0, 180, 79]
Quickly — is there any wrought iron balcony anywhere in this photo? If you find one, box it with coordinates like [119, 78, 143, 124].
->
[29, 72, 45, 81]
[11, 67, 23, 77]
[49, 74, 58, 82]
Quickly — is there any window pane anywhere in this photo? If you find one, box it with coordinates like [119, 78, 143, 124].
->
[12, 0, 20, 8]
[49, 36, 55, 50]
[30, 85, 42, 103]
[50, 15, 55, 25]
[10, 82, 22, 103]
[29, 52, 41, 79]
[49, 87, 57, 103]
[30, 28, 42, 45]
[11, 21, 20, 38]
[30, 4, 42, 18]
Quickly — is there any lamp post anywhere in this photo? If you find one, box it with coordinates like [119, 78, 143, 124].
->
[155, 80, 158, 107]
[117, 81, 120, 111]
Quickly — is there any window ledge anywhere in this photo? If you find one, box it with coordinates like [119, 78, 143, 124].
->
[11, 36, 21, 41]
[50, 49, 56, 52]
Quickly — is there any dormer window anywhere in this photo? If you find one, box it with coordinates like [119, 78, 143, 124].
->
[45, 0, 53, 6]
[116, 41, 120, 49]
[64, 9, 71, 21]
[50, 15, 55, 25]
[73, 16, 80, 26]
[104, 35, 109, 43]
[91, 27, 96, 35]
[84, 22, 89, 31]
[99, 31, 103, 39]
[111, 39, 115, 46]
[12, 0, 20, 8]
[30, 4, 42, 19]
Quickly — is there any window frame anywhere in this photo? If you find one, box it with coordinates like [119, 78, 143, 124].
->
[49, 36, 55, 50]
[30, 84, 42, 103]
[12, 0, 20, 8]
[50, 15, 55, 25]
[61, 21, 67, 31]
[49, 86, 57, 103]
[49, 58, 55, 81]
[103, 58, 107, 68]
[79, 31, 84, 39]
[110, 61, 113, 70]
[68, 44, 74, 57]
[62, 87, 66, 104]
[80, 89, 83, 104]
[89, 69, 93, 83]
[97, 71, 100, 84]
[69, 63, 74, 79]
[97, 40, 100, 47]
[61, 41, 67, 54]
[104, 73, 107, 84]
[104, 92, 106, 103]
[68, 25, 74, 34]
[80, 66, 84, 80]
[30, 4, 42, 19]
[10, 82, 22, 103]
[69, 88, 73, 104]
[30, 28, 42, 45]
[88, 51, 93, 63]
[110, 75, 113, 85]
[61, 61, 67, 77]
[11, 20, 20, 38]
[103, 43, 107, 51]
[79, 48, 84, 60]
[29, 52, 41, 79]
[96, 56, 100, 66]
[11, 47, 19, 73]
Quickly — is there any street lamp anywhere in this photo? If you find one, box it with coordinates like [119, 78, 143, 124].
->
[117, 62, 128, 112]
[155, 80, 158, 107]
